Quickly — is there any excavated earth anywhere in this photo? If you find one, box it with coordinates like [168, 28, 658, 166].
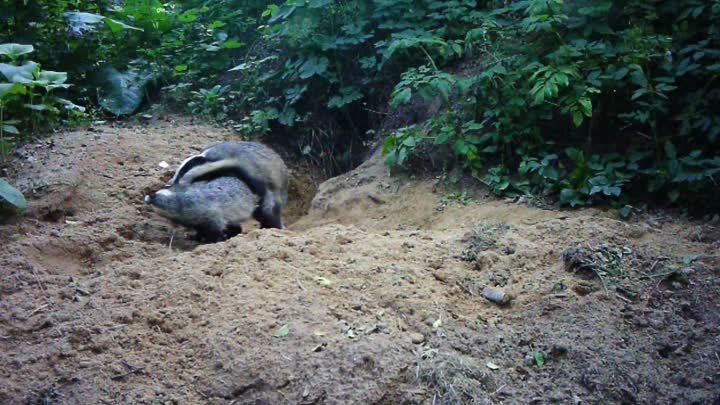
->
[0, 119, 719, 405]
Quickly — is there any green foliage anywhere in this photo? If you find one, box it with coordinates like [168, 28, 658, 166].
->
[0, 0, 717, 211]
[0, 43, 82, 160]
[382, 0, 720, 210]
[95, 65, 155, 116]
[187, 85, 230, 119]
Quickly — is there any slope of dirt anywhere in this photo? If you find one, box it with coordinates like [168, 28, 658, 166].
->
[1, 120, 719, 405]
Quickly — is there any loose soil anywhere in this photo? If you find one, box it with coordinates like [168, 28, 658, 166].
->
[1, 118, 718, 405]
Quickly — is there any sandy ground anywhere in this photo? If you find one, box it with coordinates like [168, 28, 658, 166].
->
[0, 118, 719, 405]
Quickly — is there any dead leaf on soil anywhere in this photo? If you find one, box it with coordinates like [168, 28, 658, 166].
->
[314, 276, 332, 286]
[273, 324, 290, 338]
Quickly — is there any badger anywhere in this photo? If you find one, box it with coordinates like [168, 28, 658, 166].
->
[145, 176, 260, 243]
[169, 142, 289, 229]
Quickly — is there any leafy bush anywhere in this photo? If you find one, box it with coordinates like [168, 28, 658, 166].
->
[382, 0, 720, 210]
[0, 0, 717, 211]
[0, 43, 83, 160]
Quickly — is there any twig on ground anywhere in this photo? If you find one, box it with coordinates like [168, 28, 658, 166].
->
[296, 272, 306, 291]
[110, 361, 145, 381]
[168, 230, 175, 251]
[27, 304, 49, 318]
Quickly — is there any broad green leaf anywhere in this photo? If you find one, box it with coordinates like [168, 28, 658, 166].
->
[208, 20, 226, 29]
[578, 98, 592, 116]
[273, 324, 289, 338]
[618, 206, 632, 218]
[614, 67, 629, 80]
[2, 124, 18, 134]
[268, 5, 297, 23]
[25, 103, 58, 112]
[63, 11, 104, 34]
[64, 12, 141, 34]
[178, 9, 199, 23]
[0, 43, 33, 59]
[390, 88, 411, 108]
[174, 64, 188, 73]
[53, 97, 86, 112]
[38, 71, 68, 84]
[560, 189, 581, 207]
[572, 111, 583, 127]
[0, 178, 27, 218]
[565, 148, 584, 164]
[0, 82, 26, 97]
[95, 65, 155, 116]
[0, 62, 39, 82]
[262, 5, 279, 18]
[298, 57, 329, 79]
[327, 86, 363, 109]
[104, 18, 143, 33]
[222, 39, 243, 49]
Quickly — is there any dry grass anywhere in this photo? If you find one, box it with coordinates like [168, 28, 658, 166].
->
[409, 351, 495, 405]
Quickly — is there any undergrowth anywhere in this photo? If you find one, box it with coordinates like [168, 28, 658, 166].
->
[0, 0, 718, 210]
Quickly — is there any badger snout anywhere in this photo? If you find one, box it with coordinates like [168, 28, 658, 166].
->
[144, 195, 152, 204]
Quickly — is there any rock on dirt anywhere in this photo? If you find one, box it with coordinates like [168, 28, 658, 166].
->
[410, 333, 426, 344]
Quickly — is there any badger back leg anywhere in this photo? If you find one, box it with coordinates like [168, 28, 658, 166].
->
[194, 224, 225, 243]
[253, 191, 284, 229]
[224, 224, 243, 239]
[194, 217, 231, 243]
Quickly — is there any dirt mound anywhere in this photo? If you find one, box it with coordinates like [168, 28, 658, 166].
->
[1, 120, 719, 404]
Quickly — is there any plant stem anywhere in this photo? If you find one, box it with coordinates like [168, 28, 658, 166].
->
[419, 44, 439, 71]
[0, 105, 5, 163]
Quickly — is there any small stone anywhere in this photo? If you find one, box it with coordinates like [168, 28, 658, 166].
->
[481, 287, 512, 305]
[204, 267, 224, 277]
[409, 333, 425, 344]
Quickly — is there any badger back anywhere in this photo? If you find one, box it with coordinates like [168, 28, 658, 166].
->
[170, 142, 288, 206]
[158, 177, 260, 229]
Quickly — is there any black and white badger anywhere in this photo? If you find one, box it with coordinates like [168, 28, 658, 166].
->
[145, 176, 260, 243]
[168, 142, 289, 229]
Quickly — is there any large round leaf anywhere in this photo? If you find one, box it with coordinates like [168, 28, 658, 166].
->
[0, 43, 34, 59]
[0, 61, 39, 82]
[63, 11, 104, 34]
[38, 70, 68, 84]
[63, 12, 142, 35]
[0, 178, 27, 220]
[96, 66, 155, 116]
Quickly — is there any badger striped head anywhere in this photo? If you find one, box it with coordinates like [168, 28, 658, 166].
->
[144, 188, 182, 220]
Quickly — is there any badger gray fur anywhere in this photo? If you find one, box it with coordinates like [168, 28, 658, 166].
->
[169, 142, 289, 229]
[145, 176, 260, 243]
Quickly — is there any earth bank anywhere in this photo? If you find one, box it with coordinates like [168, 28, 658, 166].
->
[0, 119, 718, 404]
